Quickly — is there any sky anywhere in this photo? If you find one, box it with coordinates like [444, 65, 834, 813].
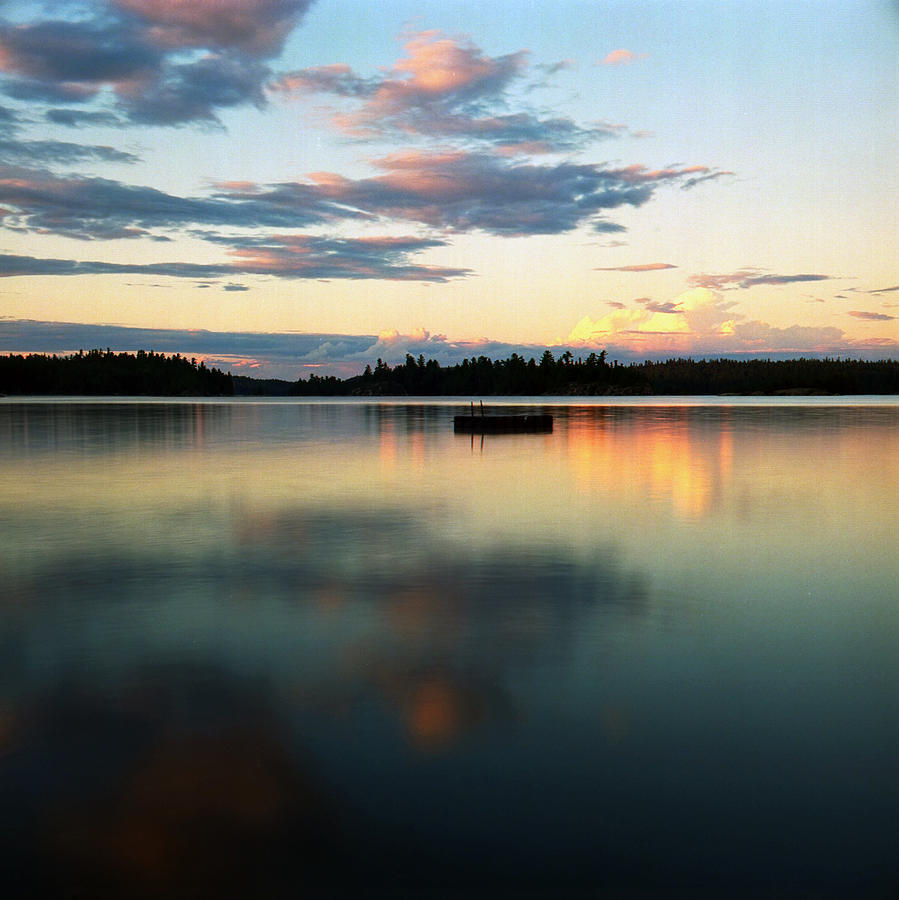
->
[0, 0, 896, 379]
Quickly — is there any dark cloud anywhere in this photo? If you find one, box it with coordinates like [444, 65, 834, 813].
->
[0, 318, 377, 377]
[0, 2, 316, 127]
[0, 253, 234, 278]
[45, 108, 125, 127]
[216, 233, 471, 281]
[0, 19, 159, 87]
[0, 147, 719, 243]
[681, 170, 735, 190]
[0, 138, 138, 165]
[644, 300, 682, 313]
[0, 105, 136, 165]
[848, 310, 895, 321]
[223, 283, 250, 292]
[868, 284, 899, 294]
[121, 53, 272, 125]
[592, 220, 628, 234]
[630, 297, 680, 313]
[0, 230, 469, 281]
[0, 165, 353, 240]
[689, 269, 832, 290]
[301, 151, 709, 236]
[743, 273, 831, 287]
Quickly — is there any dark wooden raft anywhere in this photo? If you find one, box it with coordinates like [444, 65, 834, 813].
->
[453, 412, 553, 433]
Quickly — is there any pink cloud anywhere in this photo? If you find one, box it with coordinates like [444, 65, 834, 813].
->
[328, 30, 527, 135]
[594, 263, 677, 272]
[599, 49, 647, 66]
[112, 0, 313, 55]
[270, 30, 609, 152]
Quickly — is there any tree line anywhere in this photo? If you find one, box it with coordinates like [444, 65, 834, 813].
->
[290, 351, 899, 396]
[0, 349, 234, 396]
[2, 348, 896, 396]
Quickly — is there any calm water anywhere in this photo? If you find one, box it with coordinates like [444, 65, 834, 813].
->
[1, 397, 896, 898]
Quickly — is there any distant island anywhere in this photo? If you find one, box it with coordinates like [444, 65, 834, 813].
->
[2, 349, 898, 397]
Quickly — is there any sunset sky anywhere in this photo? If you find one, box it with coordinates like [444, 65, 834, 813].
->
[0, 0, 896, 378]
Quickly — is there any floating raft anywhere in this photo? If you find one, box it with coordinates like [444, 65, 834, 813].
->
[454, 413, 553, 434]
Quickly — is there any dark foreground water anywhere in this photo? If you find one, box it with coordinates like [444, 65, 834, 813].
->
[1, 397, 896, 898]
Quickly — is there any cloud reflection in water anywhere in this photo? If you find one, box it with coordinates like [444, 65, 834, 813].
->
[2, 491, 649, 897]
[1, 399, 896, 898]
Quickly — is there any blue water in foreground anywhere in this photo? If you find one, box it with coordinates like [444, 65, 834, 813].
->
[1, 397, 896, 898]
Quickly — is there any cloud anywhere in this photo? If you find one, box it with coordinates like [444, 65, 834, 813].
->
[222, 282, 249, 292]
[303, 150, 715, 236]
[0, 318, 561, 379]
[566, 286, 850, 356]
[272, 64, 374, 98]
[45, 109, 125, 127]
[563, 282, 899, 360]
[271, 30, 613, 152]
[277, 29, 525, 123]
[122, 53, 273, 125]
[0, 229, 470, 281]
[599, 50, 647, 66]
[688, 268, 832, 290]
[219, 233, 471, 281]
[591, 220, 628, 234]
[0, 164, 353, 240]
[5, 316, 896, 382]
[680, 170, 736, 190]
[0, 317, 377, 379]
[112, 0, 315, 56]
[0, 138, 138, 165]
[0, 2, 316, 126]
[848, 310, 896, 321]
[0, 253, 235, 278]
[0, 19, 159, 90]
[0, 149, 719, 244]
[595, 263, 676, 272]
[868, 284, 899, 294]
[0, 107, 138, 165]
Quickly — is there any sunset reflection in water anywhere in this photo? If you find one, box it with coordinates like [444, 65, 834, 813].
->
[0, 399, 896, 898]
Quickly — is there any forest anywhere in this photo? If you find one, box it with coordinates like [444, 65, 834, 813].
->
[2, 349, 898, 396]
[290, 351, 899, 396]
[0, 349, 234, 396]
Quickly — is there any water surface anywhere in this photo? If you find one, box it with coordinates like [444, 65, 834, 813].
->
[1, 398, 896, 897]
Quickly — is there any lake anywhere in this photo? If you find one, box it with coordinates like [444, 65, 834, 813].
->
[1, 397, 896, 898]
